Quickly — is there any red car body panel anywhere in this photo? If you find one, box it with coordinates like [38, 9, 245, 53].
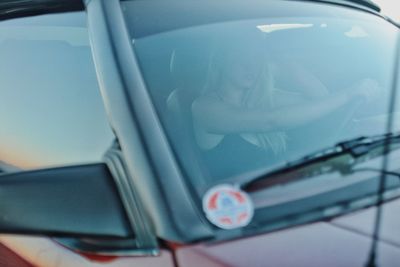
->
[0, 243, 34, 267]
[175, 199, 400, 267]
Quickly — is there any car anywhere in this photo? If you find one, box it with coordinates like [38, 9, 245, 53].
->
[0, 0, 399, 266]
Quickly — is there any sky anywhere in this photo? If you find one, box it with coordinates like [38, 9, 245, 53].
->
[373, 0, 400, 22]
[0, 13, 114, 170]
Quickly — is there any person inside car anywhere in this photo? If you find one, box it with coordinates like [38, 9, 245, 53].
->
[191, 36, 381, 178]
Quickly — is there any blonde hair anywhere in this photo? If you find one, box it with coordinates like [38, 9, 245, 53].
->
[203, 42, 288, 154]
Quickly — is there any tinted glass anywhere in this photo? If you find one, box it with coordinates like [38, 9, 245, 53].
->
[123, 0, 399, 191]
[0, 12, 114, 171]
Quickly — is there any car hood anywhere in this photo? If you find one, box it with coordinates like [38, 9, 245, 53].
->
[175, 198, 400, 267]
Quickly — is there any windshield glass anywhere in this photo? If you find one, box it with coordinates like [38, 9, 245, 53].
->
[123, 0, 399, 193]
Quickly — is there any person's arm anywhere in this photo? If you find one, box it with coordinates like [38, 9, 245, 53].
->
[267, 59, 330, 107]
[291, 62, 329, 98]
[192, 79, 379, 135]
[192, 93, 347, 134]
[276, 59, 329, 99]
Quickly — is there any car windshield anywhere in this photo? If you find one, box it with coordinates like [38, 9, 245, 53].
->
[123, 0, 399, 194]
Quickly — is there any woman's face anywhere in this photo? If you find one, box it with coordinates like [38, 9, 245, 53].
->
[223, 46, 264, 90]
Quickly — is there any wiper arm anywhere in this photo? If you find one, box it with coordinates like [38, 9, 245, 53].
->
[243, 132, 400, 192]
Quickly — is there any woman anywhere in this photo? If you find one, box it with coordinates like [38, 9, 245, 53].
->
[191, 38, 380, 179]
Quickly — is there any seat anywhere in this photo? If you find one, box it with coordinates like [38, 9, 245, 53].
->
[165, 47, 212, 189]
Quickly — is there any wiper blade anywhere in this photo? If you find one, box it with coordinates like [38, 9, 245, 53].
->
[243, 132, 400, 192]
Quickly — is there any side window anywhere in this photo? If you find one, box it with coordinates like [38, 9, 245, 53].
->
[0, 12, 114, 171]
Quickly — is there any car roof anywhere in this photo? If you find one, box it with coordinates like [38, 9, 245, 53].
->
[0, 0, 83, 21]
[123, 0, 384, 38]
[0, 0, 381, 22]
[295, 0, 380, 12]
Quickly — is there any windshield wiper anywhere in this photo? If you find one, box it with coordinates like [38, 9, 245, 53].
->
[243, 132, 400, 192]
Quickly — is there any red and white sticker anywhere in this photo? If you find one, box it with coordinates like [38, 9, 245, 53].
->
[202, 184, 254, 229]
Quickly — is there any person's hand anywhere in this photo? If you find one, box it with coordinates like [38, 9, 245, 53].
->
[348, 78, 381, 103]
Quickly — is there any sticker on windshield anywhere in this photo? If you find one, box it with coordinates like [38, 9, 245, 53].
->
[202, 184, 254, 230]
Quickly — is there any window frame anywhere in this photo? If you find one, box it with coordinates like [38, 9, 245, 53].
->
[0, 2, 160, 255]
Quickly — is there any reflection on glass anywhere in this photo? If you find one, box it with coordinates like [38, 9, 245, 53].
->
[0, 12, 114, 170]
[133, 15, 398, 186]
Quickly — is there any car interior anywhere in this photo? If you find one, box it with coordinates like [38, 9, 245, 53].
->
[133, 18, 396, 192]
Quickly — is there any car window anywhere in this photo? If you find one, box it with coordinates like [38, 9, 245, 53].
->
[123, 0, 399, 192]
[0, 11, 114, 171]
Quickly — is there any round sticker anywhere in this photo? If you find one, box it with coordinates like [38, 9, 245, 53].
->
[202, 184, 254, 229]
